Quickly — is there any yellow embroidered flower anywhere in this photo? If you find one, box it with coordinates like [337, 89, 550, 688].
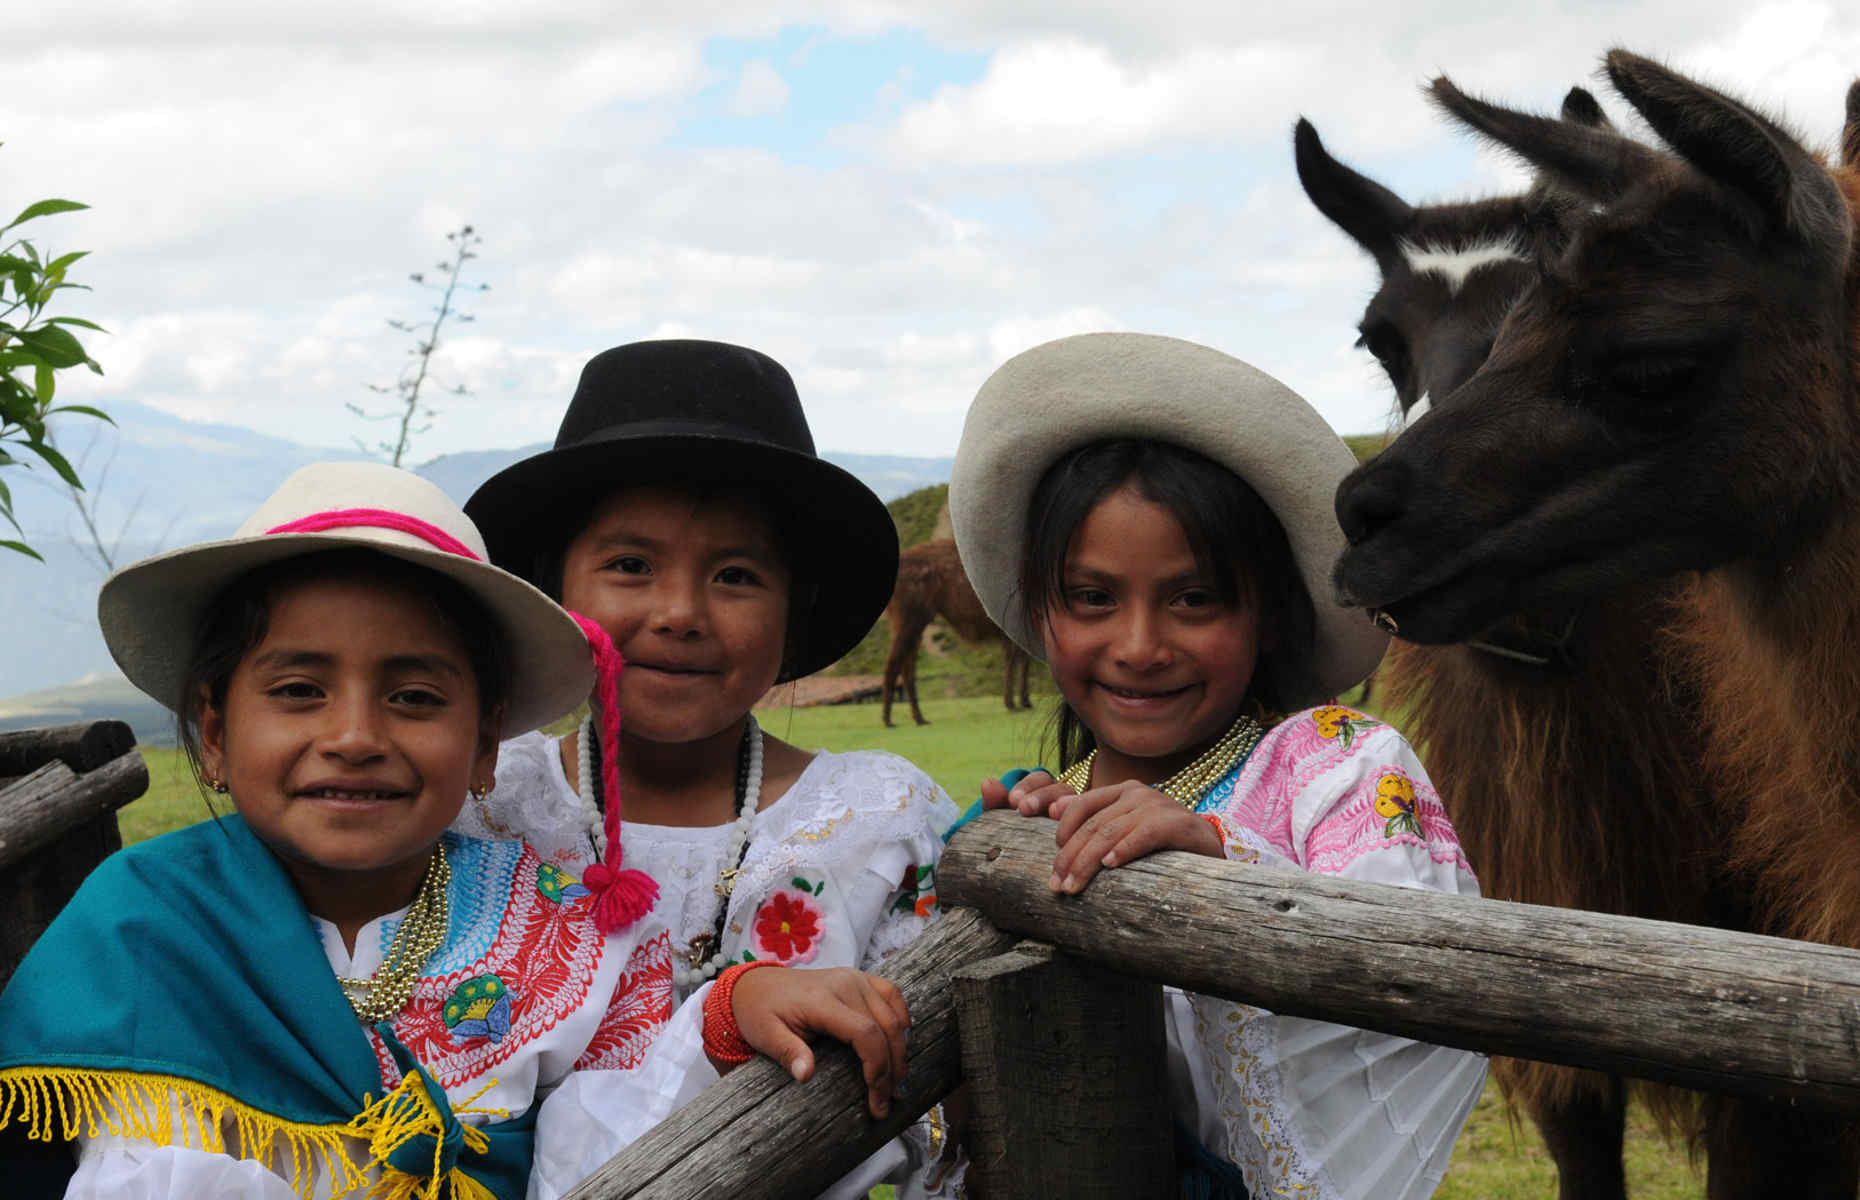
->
[1314, 706, 1380, 751]
[1313, 706, 1356, 738]
[1375, 772, 1422, 838]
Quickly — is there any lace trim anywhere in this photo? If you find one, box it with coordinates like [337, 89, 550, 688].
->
[1192, 994, 1330, 1197]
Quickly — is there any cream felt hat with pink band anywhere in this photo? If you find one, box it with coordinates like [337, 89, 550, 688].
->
[949, 332, 1387, 707]
[98, 460, 594, 736]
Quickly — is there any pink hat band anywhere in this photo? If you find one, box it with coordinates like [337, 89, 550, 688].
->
[265, 508, 484, 560]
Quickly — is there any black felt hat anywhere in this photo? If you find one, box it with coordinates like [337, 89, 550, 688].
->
[466, 339, 899, 681]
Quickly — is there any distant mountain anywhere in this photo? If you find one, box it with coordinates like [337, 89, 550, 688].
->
[0, 672, 175, 746]
[0, 403, 953, 707]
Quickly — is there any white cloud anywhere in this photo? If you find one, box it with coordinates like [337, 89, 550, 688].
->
[881, 38, 1320, 165]
[731, 60, 792, 116]
[8, 0, 1860, 467]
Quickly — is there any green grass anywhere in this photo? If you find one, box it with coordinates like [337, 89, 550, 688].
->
[116, 696, 1702, 1196]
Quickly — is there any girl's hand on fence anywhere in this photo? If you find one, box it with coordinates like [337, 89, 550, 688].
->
[981, 769, 1071, 818]
[729, 965, 912, 1119]
[1047, 782, 1223, 894]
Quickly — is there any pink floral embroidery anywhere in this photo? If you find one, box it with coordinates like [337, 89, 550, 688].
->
[1304, 765, 1469, 876]
[751, 887, 825, 964]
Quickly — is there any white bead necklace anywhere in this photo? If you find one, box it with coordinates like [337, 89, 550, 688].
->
[575, 713, 763, 990]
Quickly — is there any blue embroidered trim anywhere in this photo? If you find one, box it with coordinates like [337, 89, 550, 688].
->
[374, 834, 519, 972]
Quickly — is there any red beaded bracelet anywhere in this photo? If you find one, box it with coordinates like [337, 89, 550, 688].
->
[702, 961, 783, 1066]
[1200, 811, 1228, 848]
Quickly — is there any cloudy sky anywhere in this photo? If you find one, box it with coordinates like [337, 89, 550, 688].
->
[9, 1, 1858, 462]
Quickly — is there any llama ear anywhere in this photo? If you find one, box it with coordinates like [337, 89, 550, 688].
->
[1604, 49, 1839, 242]
[1429, 76, 1658, 205]
[1293, 118, 1413, 276]
[1559, 87, 1611, 132]
[1843, 79, 1860, 169]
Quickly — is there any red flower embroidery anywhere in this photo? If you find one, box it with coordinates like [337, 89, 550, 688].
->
[752, 888, 825, 964]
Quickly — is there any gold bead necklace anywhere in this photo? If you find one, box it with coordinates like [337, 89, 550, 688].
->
[337, 845, 451, 1024]
[1056, 714, 1265, 810]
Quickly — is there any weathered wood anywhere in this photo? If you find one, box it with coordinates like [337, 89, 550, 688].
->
[0, 753, 148, 872]
[568, 907, 1017, 1199]
[0, 815, 123, 989]
[954, 941, 1172, 1198]
[0, 720, 136, 776]
[941, 810, 1860, 1114]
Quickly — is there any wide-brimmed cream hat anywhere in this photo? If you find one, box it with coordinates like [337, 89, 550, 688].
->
[99, 461, 593, 735]
[949, 332, 1386, 706]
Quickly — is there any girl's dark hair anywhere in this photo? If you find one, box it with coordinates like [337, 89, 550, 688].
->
[177, 549, 513, 796]
[1019, 439, 1317, 768]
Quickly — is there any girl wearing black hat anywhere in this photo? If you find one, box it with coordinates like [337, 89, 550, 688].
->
[457, 340, 964, 1196]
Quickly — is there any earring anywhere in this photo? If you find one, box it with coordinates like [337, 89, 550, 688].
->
[207, 777, 229, 795]
[469, 781, 489, 803]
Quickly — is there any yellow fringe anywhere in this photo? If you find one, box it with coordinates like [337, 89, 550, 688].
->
[0, 1066, 508, 1200]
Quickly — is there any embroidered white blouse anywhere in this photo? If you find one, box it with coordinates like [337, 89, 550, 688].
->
[1173, 705, 1486, 1200]
[459, 733, 965, 1200]
[63, 833, 712, 1200]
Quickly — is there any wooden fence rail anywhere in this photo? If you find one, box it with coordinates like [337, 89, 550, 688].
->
[565, 907, 1014, 1199]
[0, 721, 148, 988]
[941, 811, 1860, 1113]
[583, 809, 1860, 1195]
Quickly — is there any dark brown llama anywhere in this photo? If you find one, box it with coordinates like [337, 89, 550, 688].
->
[881, 538, 1031, 726]
[1335, 54, 1860, 1199]
[1298, 94, 1741, 1200]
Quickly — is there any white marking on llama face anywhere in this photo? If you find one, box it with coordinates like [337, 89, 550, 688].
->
[1398, 237, 1527, 294]
[1395, 393, 1432, 439]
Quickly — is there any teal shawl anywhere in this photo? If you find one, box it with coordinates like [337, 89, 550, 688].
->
[0, 815, 532, 1200]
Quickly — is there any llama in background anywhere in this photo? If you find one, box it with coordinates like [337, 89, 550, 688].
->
[881, 538, 1031, 727]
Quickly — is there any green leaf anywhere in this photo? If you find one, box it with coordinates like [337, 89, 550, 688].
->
[4, 199, 87, 231]
[791, 876, 810, 891]
[45, 250, 88, 274]
[47, 404, 112, 425]
[26, 438, 82, 488]
[14, 324, 87, 368]
[45, 316, 105, 332]
[33, 361, 51, 405]
[0, 539, 43, 561]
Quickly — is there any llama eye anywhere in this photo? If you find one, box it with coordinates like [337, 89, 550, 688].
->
[1354, 321, 1408, 372]
[1605, 356, 1701, 426]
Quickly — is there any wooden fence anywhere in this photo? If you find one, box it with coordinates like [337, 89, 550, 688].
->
[0, 721, 147, 987]
[572, 809, 1860, 1198]
[6, 727, 1859, 1195]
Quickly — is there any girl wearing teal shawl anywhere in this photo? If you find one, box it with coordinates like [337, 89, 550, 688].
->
[0, 463, 909, 1200]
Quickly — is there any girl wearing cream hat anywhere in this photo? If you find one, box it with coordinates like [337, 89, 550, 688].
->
[949, 333, 1484, 1199]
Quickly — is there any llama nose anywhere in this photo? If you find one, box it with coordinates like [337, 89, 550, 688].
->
[1335, 457, 1411, 546]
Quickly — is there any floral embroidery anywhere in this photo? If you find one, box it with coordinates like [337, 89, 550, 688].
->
[371, 841, 613, 1089]
[443, 974, 513, 1044]
[750, 881, 826, 964]
[1374, 772, 1422, 839]
[1312, 705, 1381, 752]
[535, 862, 589, 903]
[574, 931, 675, 1071]
[892, 863, 938, 919]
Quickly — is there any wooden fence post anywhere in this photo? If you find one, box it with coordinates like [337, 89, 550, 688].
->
[0, 721, 148, 987]
[954, 941, 1173, 1198]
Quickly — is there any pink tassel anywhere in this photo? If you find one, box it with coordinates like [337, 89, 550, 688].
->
[567, 612, 658, 934]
